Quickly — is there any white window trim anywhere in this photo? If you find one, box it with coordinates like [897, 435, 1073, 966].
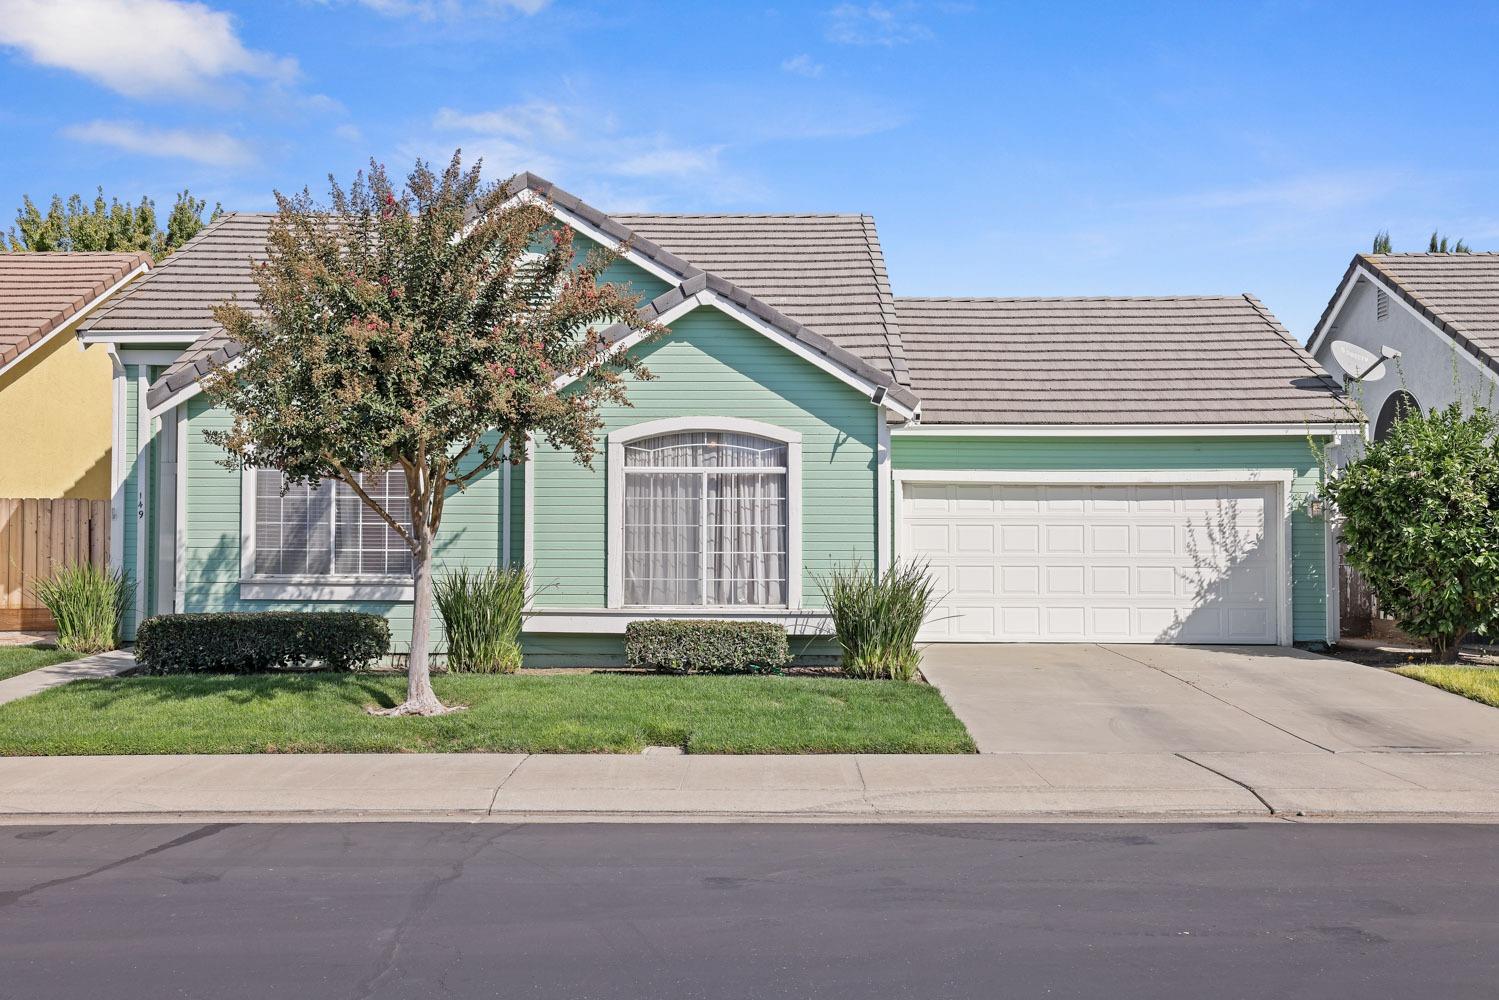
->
[239, 466, 414, 602]
[892, 468, 1296, 646]
[527, 608, 831, 635]
[605, 416, 803, 610]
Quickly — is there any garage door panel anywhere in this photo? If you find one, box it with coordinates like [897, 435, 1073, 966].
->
[1000, 565, 1039, 595]
[906, 481, 1281, 644]
[1001, 524, 1039, 553]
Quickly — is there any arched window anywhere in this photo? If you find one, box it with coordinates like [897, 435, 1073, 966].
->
[609, 420, 800, 607]
[1374, 390, 1420, 441]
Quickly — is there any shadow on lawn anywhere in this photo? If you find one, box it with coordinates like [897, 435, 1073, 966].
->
[70, 671, 405, 710]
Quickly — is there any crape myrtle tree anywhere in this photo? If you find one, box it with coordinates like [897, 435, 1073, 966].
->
[205, 153, 662, 715]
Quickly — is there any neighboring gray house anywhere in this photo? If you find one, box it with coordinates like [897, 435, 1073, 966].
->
[1309, 253, 1499, 455]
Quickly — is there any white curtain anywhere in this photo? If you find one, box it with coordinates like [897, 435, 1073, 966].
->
[622, 432, 788, 606]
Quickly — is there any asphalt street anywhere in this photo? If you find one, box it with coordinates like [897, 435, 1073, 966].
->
[1, 821, 1496, 999]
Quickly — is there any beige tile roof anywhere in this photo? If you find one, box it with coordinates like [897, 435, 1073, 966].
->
[0, 252, 150, 373]
[894, 295, 1355, 425]
[1337, 253, 1499, 375]
[131, 178, 921, 411]
[613, 213, 910, 385]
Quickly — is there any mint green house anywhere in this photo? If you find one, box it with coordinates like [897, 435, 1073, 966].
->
[77, 175, 1360, 662]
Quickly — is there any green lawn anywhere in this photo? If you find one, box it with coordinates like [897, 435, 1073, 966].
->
[0, 672, 976, 755]
[1395, 665, 1499, 709]
[0, 646, 80, 682]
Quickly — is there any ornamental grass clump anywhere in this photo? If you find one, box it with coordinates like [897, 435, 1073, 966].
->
[435, 566, 528, 674]
[31, 564, 133, 654]
[817, 561, 938, 681]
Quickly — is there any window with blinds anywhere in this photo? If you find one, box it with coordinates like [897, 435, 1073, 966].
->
[254, 469, 413, 578]
[621, 431, 789, 606]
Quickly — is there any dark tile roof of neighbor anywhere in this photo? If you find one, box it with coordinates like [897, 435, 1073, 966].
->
[894, 295, 1356, 425]
[1321, 252, 1499, 376]
[0, 251, 150, 372]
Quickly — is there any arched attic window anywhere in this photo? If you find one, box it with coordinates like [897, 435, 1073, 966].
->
[1374, 390, 1420, 442]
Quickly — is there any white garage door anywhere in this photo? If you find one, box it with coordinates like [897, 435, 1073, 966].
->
[902, 481, 1282, 644]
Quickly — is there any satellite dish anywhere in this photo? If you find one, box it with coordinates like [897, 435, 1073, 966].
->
[1330, 340, 1389, 383]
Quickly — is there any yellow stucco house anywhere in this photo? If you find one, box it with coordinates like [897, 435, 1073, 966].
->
[0, 252, 151, 499]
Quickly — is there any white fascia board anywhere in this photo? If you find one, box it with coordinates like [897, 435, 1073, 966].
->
[557, 291, 916, 419]
[1306, 269, 1365, 357]
[77, 330, 202, 347]
[0, 261, 151, 376]
[1309, 265, 1499, 385]
[146, 354, 244, 418]
[892, 468, 1296, 487]
[526, 608, 832, 635]
[891, 423, 1361, 438]
[499, 189, 687, 287]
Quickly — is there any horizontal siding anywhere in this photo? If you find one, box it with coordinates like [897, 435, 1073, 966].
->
[577, 235, 674, 306]
[181, 399, 505, 653]
[531, 307, 878, 610]
[891, 435, 1328, 643]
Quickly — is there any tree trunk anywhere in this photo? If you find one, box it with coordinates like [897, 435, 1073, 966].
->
[1429, 632, 1465, 664]
[373, 517, 457, 716]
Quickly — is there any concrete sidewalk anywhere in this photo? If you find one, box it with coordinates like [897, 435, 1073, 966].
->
[0, 649, 135, 706]
[2, 749, 1497, 822]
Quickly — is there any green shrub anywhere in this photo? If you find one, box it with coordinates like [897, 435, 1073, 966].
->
[817, 561, 938, 681]
[135, 612, 390, 674]
[435, 565, 528, 673]
[30, 564, 133, 654]
[1327, 401, 1499, 661]
[625, 620, 790, 675]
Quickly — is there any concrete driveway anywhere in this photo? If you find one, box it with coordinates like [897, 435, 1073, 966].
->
[920, 643, 1499, 754]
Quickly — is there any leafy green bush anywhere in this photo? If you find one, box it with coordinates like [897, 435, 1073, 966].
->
[817, 561, 938, 681]
[1327, 401, 1499, 661]
[30, 564, 133, 654]
[625, 620, 790, 675]
[135, 612, 390, 674]
[435, 565, 528, 673]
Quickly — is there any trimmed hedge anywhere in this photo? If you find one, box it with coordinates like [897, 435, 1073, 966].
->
[135, 612, 391, 674]
[625, 619, 790, 675]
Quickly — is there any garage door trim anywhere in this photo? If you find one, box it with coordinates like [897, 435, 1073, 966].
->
[893, 468, 1295, 645]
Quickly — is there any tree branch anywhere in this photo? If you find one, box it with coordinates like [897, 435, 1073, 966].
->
[327, 456, 418, 554]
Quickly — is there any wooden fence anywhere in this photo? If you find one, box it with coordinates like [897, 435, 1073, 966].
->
[0, 499, 110, 631]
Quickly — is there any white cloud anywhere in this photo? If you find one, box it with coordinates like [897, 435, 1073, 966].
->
[613, 147, 723, 178]
[333, 123, 366, 143]
[1148, 172, 1404, 213]
[0, 0, 295, 98]
[317, 0, 549, 19]
[62, 119, 256, 167]
[432, 101, 720, 183]
[826, 3, 931, 46]
[781, 53, 824, 77]
[434, 101, 572, 143]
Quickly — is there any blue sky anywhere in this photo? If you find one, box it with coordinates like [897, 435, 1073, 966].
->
[1, 0, 1497, 338]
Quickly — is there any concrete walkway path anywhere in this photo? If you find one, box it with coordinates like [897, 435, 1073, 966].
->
[1, 749, 1497, 822]
[0, 649, 135, 706]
